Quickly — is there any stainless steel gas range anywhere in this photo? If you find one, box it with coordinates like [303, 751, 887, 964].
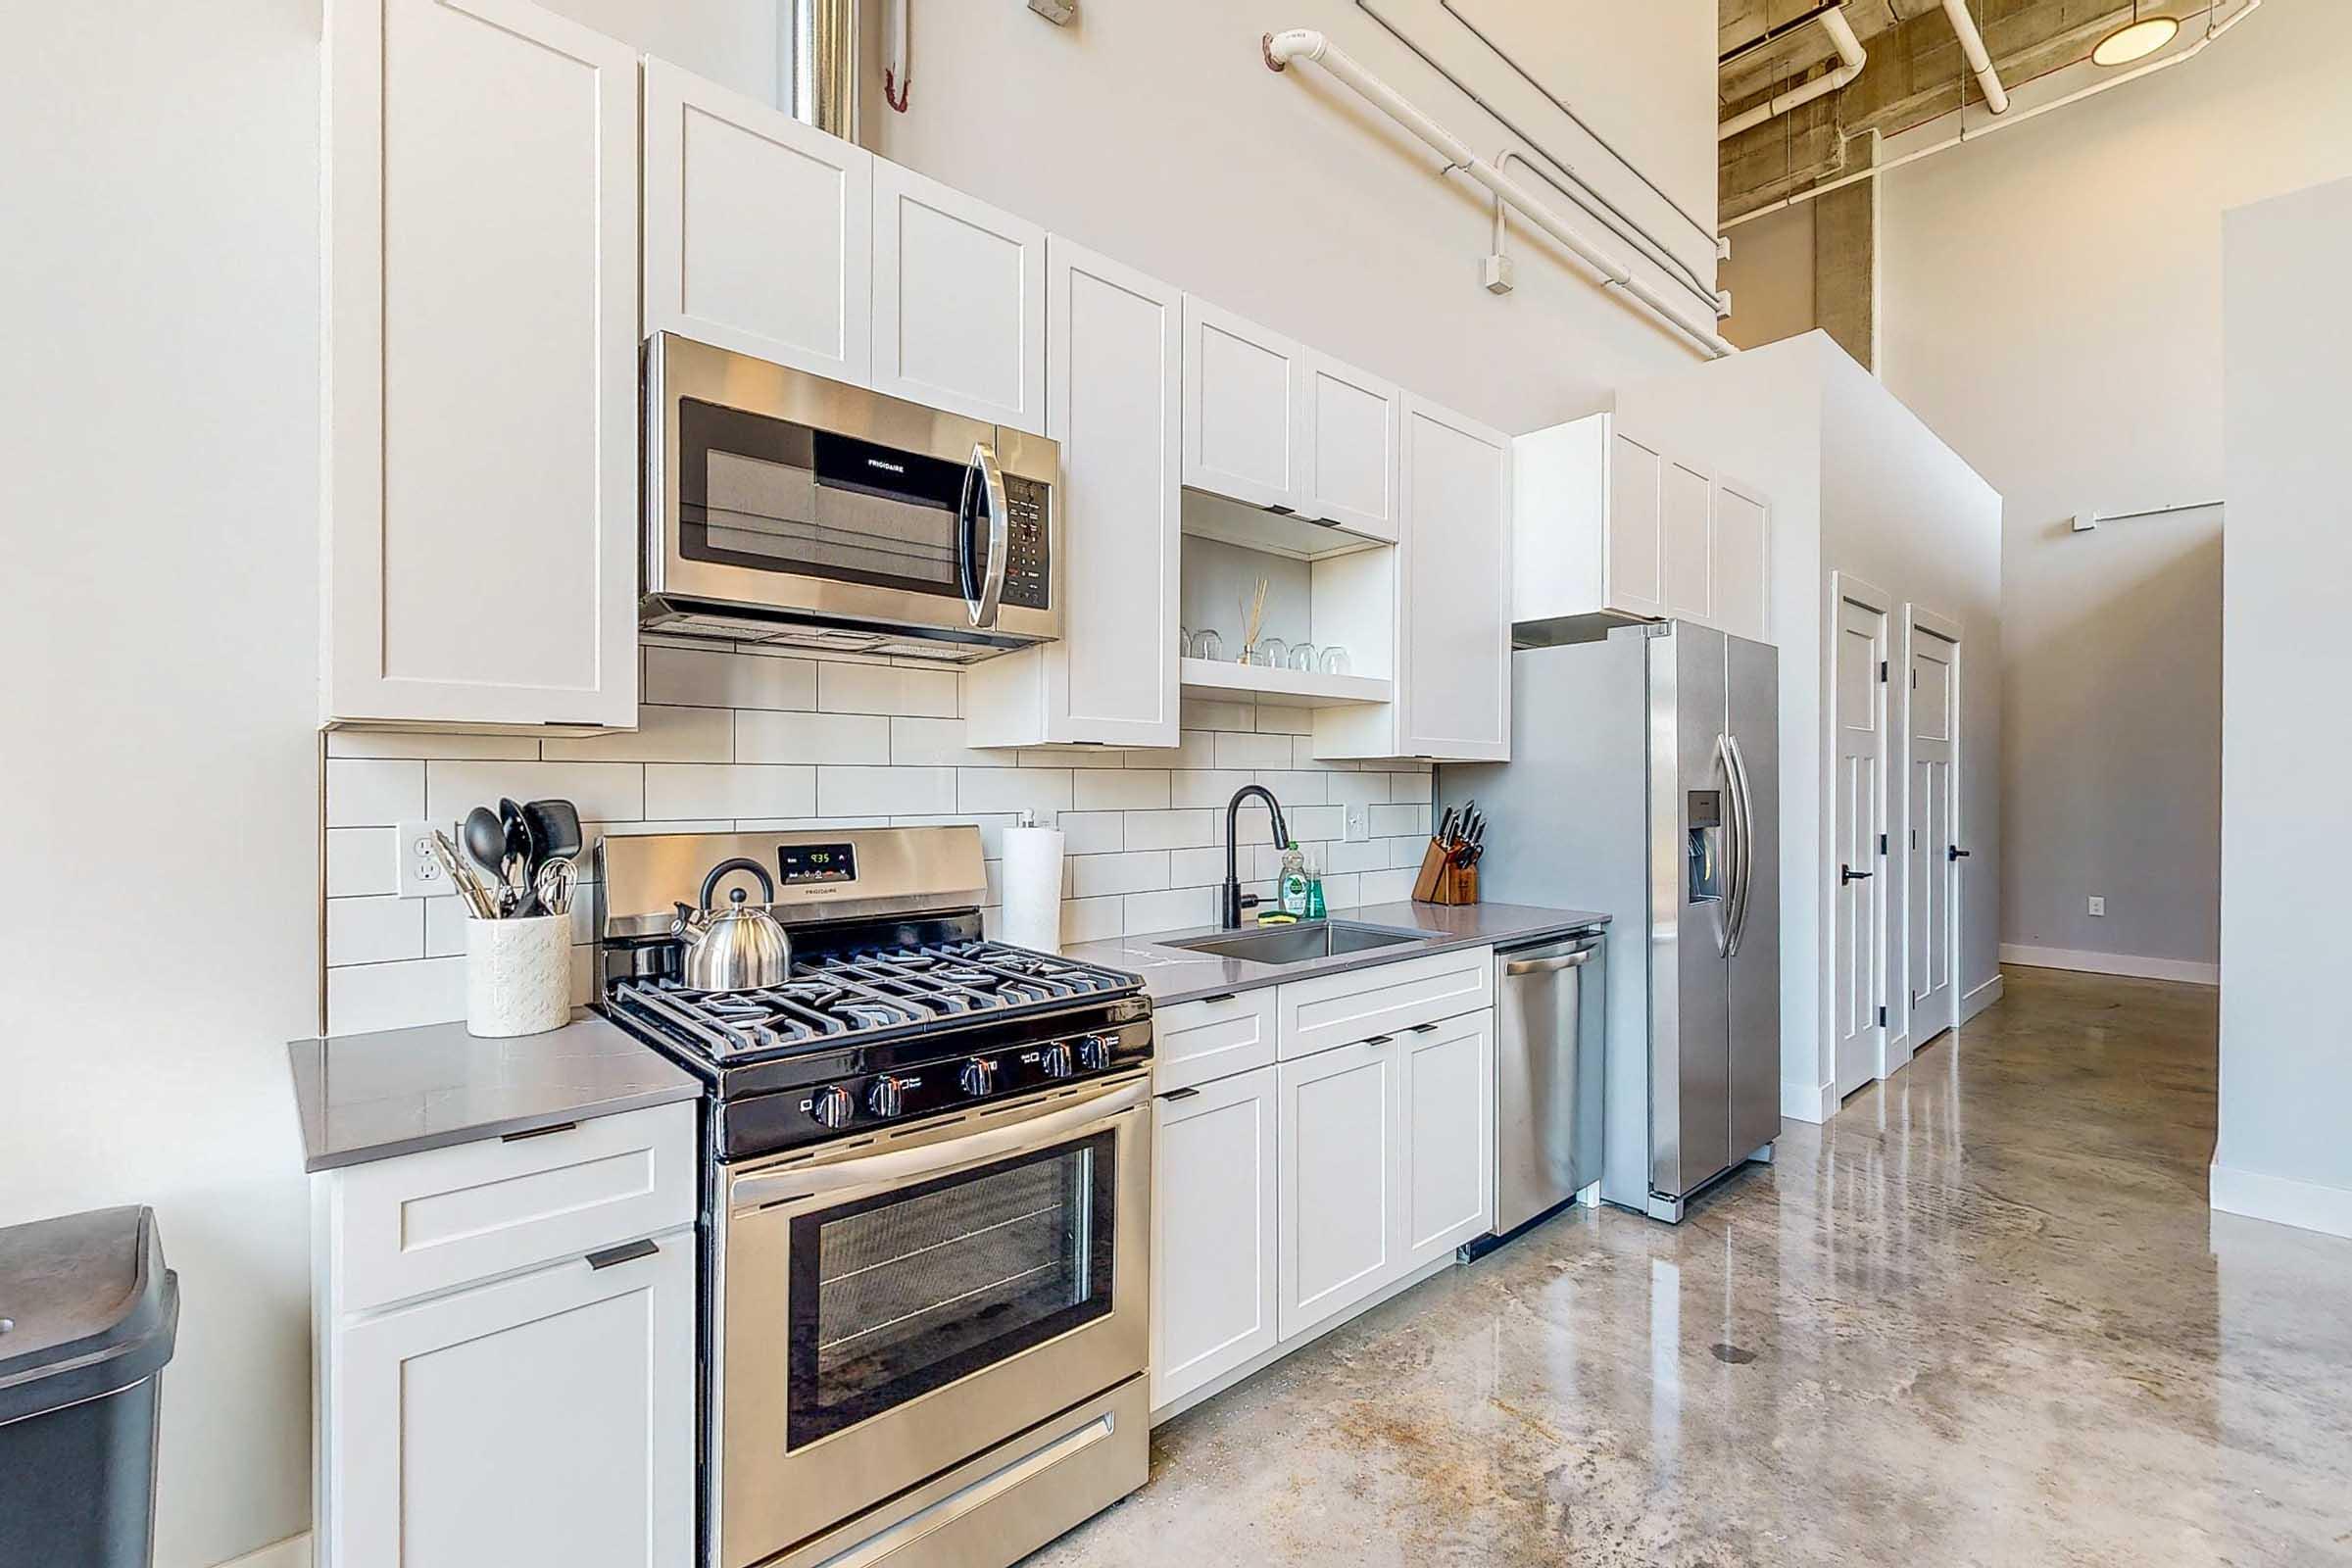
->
[594, 826, 1152, 1568]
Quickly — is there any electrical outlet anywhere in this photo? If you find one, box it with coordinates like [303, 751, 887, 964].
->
[2087, 895, 2107, 917]
[1346, 806, 1371, 844]
[398, 820, 450, 899]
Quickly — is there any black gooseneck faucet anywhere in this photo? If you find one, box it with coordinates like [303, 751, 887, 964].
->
[1220, 784, 1290, 929]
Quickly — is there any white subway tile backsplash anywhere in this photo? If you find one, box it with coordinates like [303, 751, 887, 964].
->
[1170, 770, 1254, 809]
[426, 761, 645, 825]
[646, 764, 816, 820]
[1287, 805, 1346, 842]
[892, 812, 1020, 859]
[424, 895, 468, 958]
[958, 768, 1072, 816]
[1359, 867, 1419, 905]
[325, 828, 397, 897]
[738, 710, 890, 765]
[326, 895, 423, 966]
[1388, 835, 1431, 868]
[326, 759, 424, 827]
[644, 645, 816, 711]
[1319, 872, 1362, 909]
[1055, 811, 1124, 855]
[1326, 771, 1389, 809]
[1072, 769, 1169, 811]
[1060, 896, 1125, 944]
[1252, 770, 1327, 806]
[1121, 809, 1213, 851]
[1168, 846, 1226, 888]
[1386, 770, 1434, 804]
[327, 956, 466, 1036]
[541, 704, 732, 763]
[1369, 803, 1428, 839]
[1252, 706, 1313, 736]
[892, 717, 1018, 768]
[1181, 699, 1254, 732]
[1324, 838, 1390, 875]
[1123, 886, 1214, 935]
[1068, 851, 1170, 899]
[1025, 747, 1126, 769]
[593, 817, 737, 838]
[1213, 731, 1293, 770]
[820, 766, 956, 815]
[1166, 731, 1218, 770]
[327, 730, 539, 760]
[820, 662, 957, 717]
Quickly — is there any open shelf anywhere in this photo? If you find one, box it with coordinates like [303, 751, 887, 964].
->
[1180, 657, 1394, 709]
[1181, 487, 1390, 562]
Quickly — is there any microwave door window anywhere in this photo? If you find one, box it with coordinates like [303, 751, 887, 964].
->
[784, 1132, 1116, 1449]
[678, 398, 967, 603]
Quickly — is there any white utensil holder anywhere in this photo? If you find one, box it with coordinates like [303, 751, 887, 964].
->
[466, 913, 571, 1038]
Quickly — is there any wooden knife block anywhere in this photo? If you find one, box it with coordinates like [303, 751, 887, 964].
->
[1410, 838, 1479, 906]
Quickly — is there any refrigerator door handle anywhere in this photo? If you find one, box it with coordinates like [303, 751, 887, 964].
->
[1724, 732, 1756, 956]
[1711, 733, 1740, 958]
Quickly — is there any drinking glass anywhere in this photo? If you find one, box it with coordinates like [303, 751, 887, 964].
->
[1318, 645, 1351, 675]
[1190, 628, 1223, 662]
[1251, 637, 1290, 669]
[1288, 643, 1318, 672]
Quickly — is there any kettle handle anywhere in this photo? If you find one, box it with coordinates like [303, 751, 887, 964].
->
[700, 857, 776, 910]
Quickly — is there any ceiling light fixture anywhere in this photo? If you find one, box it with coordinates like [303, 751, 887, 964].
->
[2091, 3, 2181, 66]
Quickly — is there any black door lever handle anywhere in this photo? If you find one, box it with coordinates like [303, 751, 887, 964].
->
[1840, 864, 1874, 884]
[1948, 846, 1972, 861]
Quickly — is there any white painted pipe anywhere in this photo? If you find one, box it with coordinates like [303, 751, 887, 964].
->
[1722, 0, 2261, 227]
[1263, 28, 1736, 359]
[882, 0, 910, 112]
[1940, 0, 2010, 114]
[1718, 7, 1867, 142]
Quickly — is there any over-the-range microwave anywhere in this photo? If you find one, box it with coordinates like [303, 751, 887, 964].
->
[643, 332, 1061, 662]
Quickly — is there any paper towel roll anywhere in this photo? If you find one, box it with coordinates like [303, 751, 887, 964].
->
[1000, 824, 1066, 953]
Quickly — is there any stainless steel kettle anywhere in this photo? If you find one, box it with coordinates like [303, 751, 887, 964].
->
[673, 858, 792, 992]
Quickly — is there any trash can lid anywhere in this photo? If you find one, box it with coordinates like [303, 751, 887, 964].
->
[0, 1205, 180, 1426]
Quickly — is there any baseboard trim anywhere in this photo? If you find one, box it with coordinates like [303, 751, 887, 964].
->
[1999, 944, 2218, 987]
[1961, 972, 2004, 1022]
[213, 1534, 311, 1568]
[1781, 1079, 1835, 1124]
[2211, 1161, 2352, 1241]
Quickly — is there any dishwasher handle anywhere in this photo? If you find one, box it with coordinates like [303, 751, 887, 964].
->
[1504, 944, 1600, 977]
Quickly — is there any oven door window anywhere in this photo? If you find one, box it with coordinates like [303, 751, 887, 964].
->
[679, 397, 979, 604]
[786, 1130, 1116, 1448]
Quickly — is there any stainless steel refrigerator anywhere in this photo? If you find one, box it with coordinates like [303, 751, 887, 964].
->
[1441, 620, 1780, 1222]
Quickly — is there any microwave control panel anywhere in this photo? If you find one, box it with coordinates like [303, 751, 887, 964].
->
[1001, 476, 1051, 611]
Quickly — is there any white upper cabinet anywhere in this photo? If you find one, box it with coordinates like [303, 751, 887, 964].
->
[871, 160, 1047, 434]
[965, 239, 1182, 748]
[1301, 354, 1401, 541]
[1183, 297, 1308, 513]
[323, 0, 639, 729]
[1512, 412, 1774, 645]
[641, 60, 871, 386]
[1397, 396, 1511, 761]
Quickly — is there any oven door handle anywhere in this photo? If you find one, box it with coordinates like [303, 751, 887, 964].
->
[728, 1078, 1149, 1211]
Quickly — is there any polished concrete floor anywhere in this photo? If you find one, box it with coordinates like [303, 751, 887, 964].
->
[1034, 967, 2352, 1567]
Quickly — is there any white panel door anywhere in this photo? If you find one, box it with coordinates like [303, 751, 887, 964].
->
[1277, 1038, 1402, 1341]
[332, 1233, 695, 1568]
[642, 59, 872, 386]
[1182, 296, 1307, 513]
[1834, 588, 1888, 1099]
[325, 0, 639, 728]
[1398, 397, 1511, 760]
[1661, 459, 1716, 624]
[871, 159, 1047, 433]
[1604, 429, 1665, 619]
[1302, 353, 1400, 540]
[1044, 239, 1181, 744]
[1715, 479, 1771, 643]
[1397, 1011, 1494, 1268]
[1909, 622, 1961, 1042]
[1152, 1066, 1279, 1410]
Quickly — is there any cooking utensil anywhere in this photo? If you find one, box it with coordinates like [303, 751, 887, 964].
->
[462, 806, 507, 881]
[673, 858, 792, 992]
[430, 830, 501, 919]
[532, 857, 578, 918]
[522, 799, 582, 865]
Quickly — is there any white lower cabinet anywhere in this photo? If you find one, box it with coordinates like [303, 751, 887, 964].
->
[1398, 1013, 1495, 1268]
[330, 1233, 696, 1568]
[1276, 1037, 1402, 1342]
[1152, 1066, 1279, 1410]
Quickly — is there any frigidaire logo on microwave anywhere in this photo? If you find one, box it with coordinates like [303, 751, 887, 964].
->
[865, 458, 906, 474]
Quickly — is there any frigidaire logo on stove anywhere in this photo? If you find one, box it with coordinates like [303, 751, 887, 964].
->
[865, 458, 906, 474]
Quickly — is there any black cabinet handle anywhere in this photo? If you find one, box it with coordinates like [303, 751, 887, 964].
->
[1159, 1087, 1201, 1102]
[503, 1120, 577, 1143]
[1840, 864, 1874, 884]
[586, 1238, 660, 1271]
[1948, 846, 1972, 862]
[1199, 994, 1238, 1005]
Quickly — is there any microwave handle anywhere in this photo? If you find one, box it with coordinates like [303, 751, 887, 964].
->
[960, 442, 1009, 629]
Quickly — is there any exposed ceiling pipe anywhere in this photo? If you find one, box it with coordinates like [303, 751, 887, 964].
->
[790, 0, 859, 139]
[1263, 28, 1736, 359]
[1718, 6, 1866, 142]
[1940, 0, 2011, 114]
[882, 0, 910, 113]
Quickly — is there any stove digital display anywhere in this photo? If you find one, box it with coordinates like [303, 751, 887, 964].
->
[778, 842, 858, 886]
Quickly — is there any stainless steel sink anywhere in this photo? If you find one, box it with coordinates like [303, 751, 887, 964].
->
[1164, 921, 1425, 966]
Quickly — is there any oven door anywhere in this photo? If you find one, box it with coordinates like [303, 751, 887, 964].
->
[715, 1073, 1150, 1568]
[647, 334, 1059, 649]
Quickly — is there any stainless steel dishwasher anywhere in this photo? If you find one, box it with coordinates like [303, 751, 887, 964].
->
[1468, 929, 1607, 1256]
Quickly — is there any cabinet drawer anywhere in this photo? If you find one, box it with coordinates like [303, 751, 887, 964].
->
[1277, 947, 1493, 1060]
[1152, 989, 1279, 1093]
[333, 1102, 698, 1313]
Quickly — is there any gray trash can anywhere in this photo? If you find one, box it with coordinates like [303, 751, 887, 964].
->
[0, 1205, 180, 1568]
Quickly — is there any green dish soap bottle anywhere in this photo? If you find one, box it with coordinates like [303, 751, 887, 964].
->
[1279, 841, 1310, 918]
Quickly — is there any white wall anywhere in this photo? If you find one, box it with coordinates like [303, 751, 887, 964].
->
[866, 0, 1721, 434]
[0, 5, 321, 1566]
[2215, 172, 2352, 1239]
[1877, 0, 2352, 974]
[1614, 333, 2002, 1114]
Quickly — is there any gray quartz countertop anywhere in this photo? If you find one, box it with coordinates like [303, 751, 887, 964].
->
[288, 1012, 701, 1173]
[1061, 901, 1609, 1006]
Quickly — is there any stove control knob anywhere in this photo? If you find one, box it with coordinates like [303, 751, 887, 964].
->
[1076, 1034, 1113, 1072]
[1039, 1042, 1075, 1080]
[809, 1086, 856, 1130]
[959, 1058, 998, 1098]
[868, 1076, 907, 1119]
